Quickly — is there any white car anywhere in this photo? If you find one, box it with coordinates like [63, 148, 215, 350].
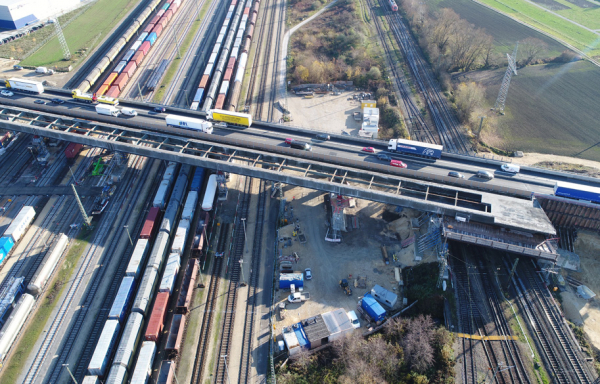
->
[304, 268, 312, 280]
[1, 90, 13, 97]
[347, 310, 361, 329]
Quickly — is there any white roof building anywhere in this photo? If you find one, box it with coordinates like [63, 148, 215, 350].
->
[0, 0, 82, 30]
[361, 107, 379, 138]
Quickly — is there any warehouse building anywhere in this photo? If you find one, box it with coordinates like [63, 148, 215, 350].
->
[0, 0, 82, 30]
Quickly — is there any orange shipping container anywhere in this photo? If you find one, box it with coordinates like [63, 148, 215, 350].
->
[223, 68, 233, 82]
[113, 73, 129, 91]
[131, 51, 145, 66]
[144, 23, 155, 33]
[164, 9, 173, 21]
[152, 23, 163, 37]
[102, 72, 118, 87]
[215, 94, 225, 109]
[199, 74, 209, 89]
[145, 292, 169, 342]
[123, 61, 137, 78]
[97, 84, 109, 96]
[227, 57, 235, 69]
[106, 85, 120, 98]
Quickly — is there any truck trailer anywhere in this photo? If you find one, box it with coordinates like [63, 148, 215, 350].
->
[387, 139, 443, 159]
[165, 115, 213, 134]
[5, 78, 44, 94]
[95, 104, 120, 117]
[554, 181, 600, 204]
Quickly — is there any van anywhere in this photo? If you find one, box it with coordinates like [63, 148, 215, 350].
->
[476, 170, 494, 180]
[500, 163, 520, 174]
[347, 310, 361, 329]
[35, 67, 48, 74]
[121, 107, 137, 116]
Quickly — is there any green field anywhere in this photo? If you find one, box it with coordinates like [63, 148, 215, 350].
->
[21, 0, 138, 68]
[552, 0, 600, 30]
[474, 61, 600, 161]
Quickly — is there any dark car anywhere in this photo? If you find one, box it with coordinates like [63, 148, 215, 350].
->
[377, 153, 391, 161]
[153, 106, 166, 113]
[34, 99, 45, 104]
[315, 133, 330, 141]
[13, 65, 22, 70]
[51, 98, 65, 104]
[448, 171, 465, 179]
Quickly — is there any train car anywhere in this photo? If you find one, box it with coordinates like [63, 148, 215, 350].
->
[109, 277, 136, 323]
[165, 315, 185, 357]
[132, 267, 158, 316]
[64, 142, 83, 160]
[4, 206, 35, 243]
[157, 360, 176, 384]
[190, 168, 205, 192]
[163, 162, 179, 183]
[176, 259, 198, 314]
[387, 139, 443, 159]
[182, 191, 198, 220]
[208, 109, 252, 127]
[82, 376, 100, 384]
[126, 239, 149, 279]
[153, 180, 171, 210]
[165, 115, 213, 134]
[170, 219, 190, 256]
[105, 364, 127, 384]
[140, 207, 161, 239]
[147, 232, 170, 272]
[191, 212, 210, 258]
[0, 237, 14, 264]
[554, 181, 600, 204]
[130, 341, 156, 384]
[145, 292, 169, 341]
[160, 200, 180, 236]
[0, 293, 35, 362]
[389, 0, 398, 11]
[202, 175, 217, 211]
[28, 234, 69, 295]
[0, 277, 23, 320]
[5, 78, 44, 94]
[159, 253, 180, 294]
[88, 319, 120, 376]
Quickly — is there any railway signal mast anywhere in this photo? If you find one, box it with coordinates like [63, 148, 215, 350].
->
[493, 43, 518, 114]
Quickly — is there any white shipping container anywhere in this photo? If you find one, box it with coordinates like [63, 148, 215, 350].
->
[113, 312, 144, 368]
[219, 81, 230, 95]
[190, 101, 200, 111]
[230, 46, 239, 60]
[217, 33, 225, 44]
[148, 232, 169, 272]
[153, 180, 170, 209]
[126, 239, 149, 278]
[171, 219, 190, 256]
[130, 341, 156, 384]
[132, 268, 158, 316]
[131, 41, 142, 51]
[28, 233, 68, 295]
[82, 376, 100, 384]
[4, 206, 35, 243]
[202, 175, 218, 211]
[182, 191, 198, 220]
[236, 28, 245, 39]
[208, 52, 218, 65]
[212, 43, 221, 55]
[235, 53, 248, 83]
[0, 293, 35, 361]
[163, 162, 178, 183]
[159, 258, 180, 293]
[241, 14, 248, 24]
[167, 252, 181, 268]
[105, 364, 127, 384]
[228, 4, 235, 12]
[88, 320, 120, 376]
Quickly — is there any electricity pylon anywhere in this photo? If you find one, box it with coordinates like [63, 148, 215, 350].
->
[54, 18, 71, 60]
[494, 43, 518, 113]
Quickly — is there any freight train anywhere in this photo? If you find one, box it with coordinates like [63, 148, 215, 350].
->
[389, 0, 398, 11]
[85, 164, 211, 383]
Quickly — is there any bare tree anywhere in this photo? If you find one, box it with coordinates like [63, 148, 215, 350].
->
[402, 315, 435, 373]
[520, 37, 548, 65]
[429, 9, 461, 53]
[454, 81, 485, 122]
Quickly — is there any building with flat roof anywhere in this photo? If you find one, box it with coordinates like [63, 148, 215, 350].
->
[322, 308, 354, 342]
[0, 0, 81, 30]
[301, 315, 330, 348]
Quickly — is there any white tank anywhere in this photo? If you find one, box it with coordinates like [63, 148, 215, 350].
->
[0, 293, 35, 362]
[28, 234, 69, 295]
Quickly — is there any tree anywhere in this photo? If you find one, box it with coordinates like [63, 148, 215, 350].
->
[368, 66, 381, 80]
[429, 9, 460, 53]
[294, 65, 310, 83]
[454, 81, 485, 122]
[402, 315, 435, 373]
[520, 37, 548, 65]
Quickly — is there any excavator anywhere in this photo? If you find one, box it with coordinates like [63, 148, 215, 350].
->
[339, 279, 352, 296]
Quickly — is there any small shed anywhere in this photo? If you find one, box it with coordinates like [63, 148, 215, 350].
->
[282, 326, 301, 356]
[301, 315, 330, 348]
[322, 308, 354, 342]
[371, 284, 398, 308]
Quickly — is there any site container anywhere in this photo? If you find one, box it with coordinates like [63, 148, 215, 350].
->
[136, 40, 150, 56]
[105, 85, 121, 99]
[114, 60, 127, 74]
[105, 364, 127, 384]
[137, 31, 148, 42]
[113, 312, 144, 369]
[190, 168, 205, 191]
[171, 219, 189, 256]
[361, 293, 386, 322]
[157, 360, 176, 384]
[202, 175, 217, 211]
[88, 320, 120, 376]
[152, 23, 163, 37]
[130, 341, 156, 384]
[131, 40, 142, 51]
[165, 314, 185, 356]
[123, 61, 137, 78]
[144, 22, 155, 34]
[113, 73, 129, 92]
[279, 273, 304, 289]
[126, 239, 149, 279]
[109, 277, 136, 324]
[145, 292, 169, 341]
[153, 179, 171, 209]
[123, 48, 136, 62]
[131, 51, 145, 66]
[102, 72, 118, 87]
[159, 253, 180, 294]
[82, 376, 100, 384]
[132, 267, 158, 317]
[97, 84, 109, 96]
[147, 231, 169, 272]
[182, 192, 198, 221]
[140, 207, 161, 239]
[4, 206, 35, 243]
[64, 142, 83, 160]
[160, 200, 179, 236]
[0, 236, 13, 264]
[146, 32, 157, 46]
[176, 259, 198, 313]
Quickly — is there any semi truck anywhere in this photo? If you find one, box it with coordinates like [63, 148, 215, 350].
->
[96, 104, 120, 117]
[554, 181, 600, 204]
[5, 78, 44, 94]
[165, 115, 213, 134]
[387, 138, 443, 159]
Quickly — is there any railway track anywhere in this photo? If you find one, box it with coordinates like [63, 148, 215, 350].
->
[238, 179, 267, 384]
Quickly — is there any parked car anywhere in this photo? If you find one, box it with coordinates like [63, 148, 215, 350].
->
[315, 133, 330, 141]
[34, 99, 45, 104]
[361, 147, 375, 153]
[51, 98, 64, 104]
[377, 153, 391, 161]
[347, 310, 361, 329]
[476, 170, 494, 180]
[448, 171, 465, 179]
[390, 159, 407, 168]
[305, 268, 312, 280]
[1, 90, 13, 97]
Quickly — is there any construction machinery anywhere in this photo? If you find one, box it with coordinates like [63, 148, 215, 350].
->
[339, 279, 352, 296]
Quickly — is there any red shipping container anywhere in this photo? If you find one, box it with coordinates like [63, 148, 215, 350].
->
[164, 9, 173, 21]
[144, 23, 155, 33]
[102, 72, 118, 87]
[113, 73, 129, 91]
[97, 84, 109, 96]
[199, 74, 209, 89]
[140, 207, 161, 239]
[139, 41, 151, 56]
[157, 9, 165, 17]
[159, 16, 169, 28]
[152, 23, 163, 37]
[132, 50, 145, 66]
[123, 61, 137, 78]
[65, 142, 83, 159]
[150, 14, 161, 25]
[170, 3, 179, 13]
[227, 57, 236, 69]
[145, 292, 170, 342]
[106, 85, 121, 98]
[215, 94, 225, 109]
[243, 7, 250, 15]
[223, 68, 233, 82]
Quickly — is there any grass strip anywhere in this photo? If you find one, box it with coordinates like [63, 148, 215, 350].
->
[0, 229, 93, 384]
[153, 0, 213, 103]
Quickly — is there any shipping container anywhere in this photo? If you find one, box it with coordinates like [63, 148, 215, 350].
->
[219, 81, 229, 95]
[163, 162, 179, 183]
[199, 74, 210, 89]
[227, 57, 236, 69]
[171, 219, 189, 256]
[361, 293, 386, 322]
[114, 60, 127, 74]
[64, 142, 83, 160]
[88, 320, 120, 376]
[279, 273, 304, 289]
[4, 206, 35, 243]
[109, 277, 136, 323]
[130, 341, 156, 384]
[123, 49, 136, 62]
[82, 376, 100, 384]
[162, 2, 170, 10]
[126, 239, 149, 278]
[153, 179, 171, 209]
[157, 360, 176, 384]
[159, 253, 180, 294]
[152, 23, 163, 37]
[112, 312, 144, 369]
[223, 68, 233, 82]
[170, 176, 188, 206]
[190, 168, 205, 192]
[123, 61, 137, 78]
[131, 51, 145, 66]
[202, 175, 217, 211]
[132, 267, 158, 316]
[105, 85, 121, 99]
[28, 234, 69, 295]
[160, 200, 179, 235]
[137, 32, 148, 42]
[0, 236, 14, 264]
[105, 364, 127, 384]
[145, 292, 169, 341]
[140, 207, 161, 240]
[170, 2, 179, 14]
[165, 314, 185, 356]
[131, 40, 142, 51]
[97, 84, 109, 96]
[176, 259, 198, 313]
[182, 191, 198, 221]
[102, 72, 118, 87]
[164, 9, 173, 21]
[144, 22, 155, 34]
[147, 231, 169, 272]
[203, 63, 213, 76]
[157, 9, 165, 17]
[193, 88, 204, 103]
[113, 73, 129, 91]
[146, 32, 157, 46]
[150, 14, 161, 25]
[139, 41, 151, 56]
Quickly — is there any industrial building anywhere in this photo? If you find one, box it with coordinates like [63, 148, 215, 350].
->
[0, 0, 82, 30]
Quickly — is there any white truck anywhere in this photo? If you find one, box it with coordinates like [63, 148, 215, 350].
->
[5, 78, 44, 94]
[500, 163, 520, 173]
[287, 292, 311, 303]
[165, 114, 213, 134]
[120, 107, 137, 116]
[95, 104, 120, 117]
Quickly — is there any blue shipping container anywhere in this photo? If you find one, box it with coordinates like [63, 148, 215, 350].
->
[361, 293, 386, 322]
[161, 3, 170, 10]
[146, 32, 157, 46]
[0, 236, 14, 264]
[279, 273, 303, 289]
[190, 168, 205, 192]
[109, 277, 136, 323]
[137, 32, 148, 42]
[193, 88, 204, 104]
[123, 49, 136, 63]
[114, 60, 127, 74]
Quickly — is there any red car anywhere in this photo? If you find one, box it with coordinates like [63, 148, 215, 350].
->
[361, 147, 375, 153]
[390, 159, 407, 168]
[285, 138, 293, 144]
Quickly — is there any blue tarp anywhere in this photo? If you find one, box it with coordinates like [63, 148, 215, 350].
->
[293, 323, 310, 349]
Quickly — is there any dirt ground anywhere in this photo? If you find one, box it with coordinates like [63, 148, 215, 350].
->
[272, 183, 438, 332]
[0, 58, 74, 87]
[283, 90, 363, 134]
[561, 230, 600, 349]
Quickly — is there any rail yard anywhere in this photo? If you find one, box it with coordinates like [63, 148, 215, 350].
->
[0, 0, 598, 383]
